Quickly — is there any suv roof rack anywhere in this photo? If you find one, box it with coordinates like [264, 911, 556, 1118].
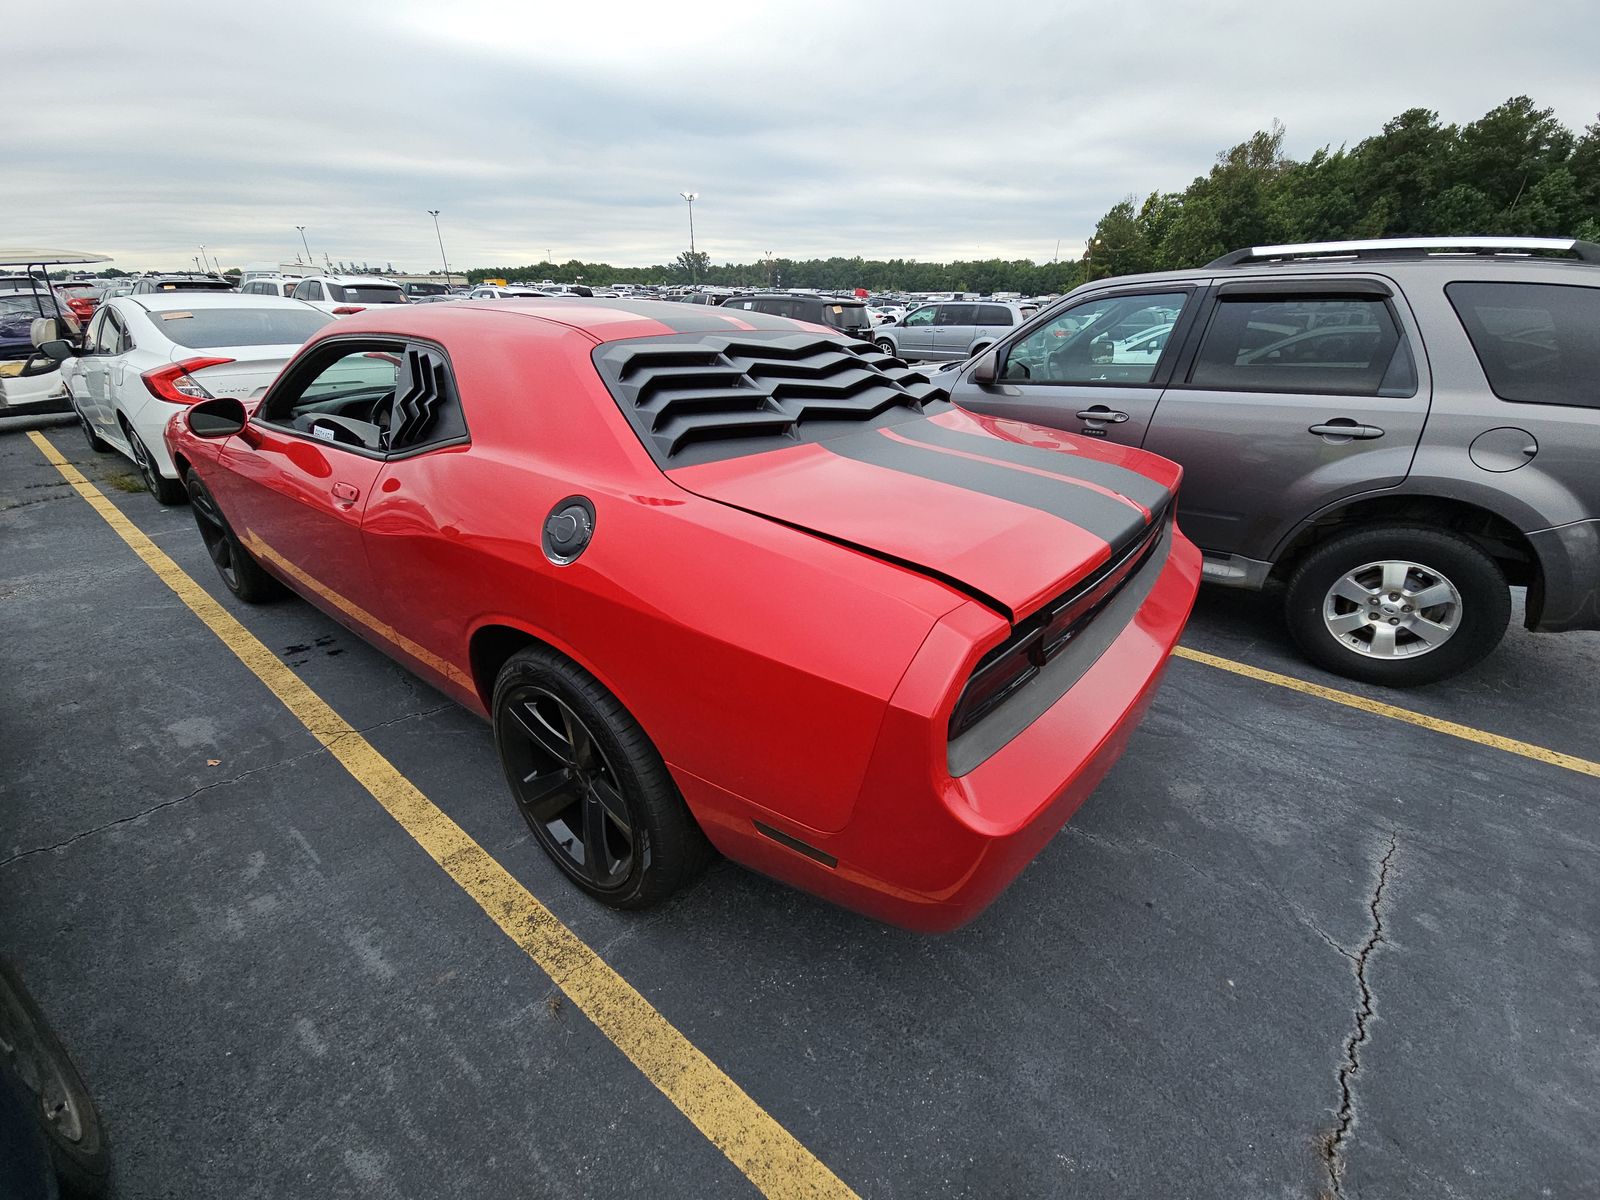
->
[1207, 236, 1600, 268]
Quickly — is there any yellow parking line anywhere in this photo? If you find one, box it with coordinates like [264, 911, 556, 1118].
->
[27, 431, 857, 1200]
[1172, 645, 1600, 779]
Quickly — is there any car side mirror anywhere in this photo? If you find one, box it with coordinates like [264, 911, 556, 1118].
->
[36, 339, 77, 363]
[969, 347, 1000, 385]
[187, 396, 248, 439]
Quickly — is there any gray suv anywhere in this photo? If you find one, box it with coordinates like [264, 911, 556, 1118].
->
[945, 237, 1600, 686]
[874, 300, 1036, 363]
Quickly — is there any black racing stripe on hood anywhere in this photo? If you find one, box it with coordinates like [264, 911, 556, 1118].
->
[823, 428, 1150, 552]
[893, 420, 1172, 513]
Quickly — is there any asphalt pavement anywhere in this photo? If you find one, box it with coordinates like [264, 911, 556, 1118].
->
[2, 425, 1596, 1199]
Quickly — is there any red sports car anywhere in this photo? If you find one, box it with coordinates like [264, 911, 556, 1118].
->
[165, 299, 1201, 931]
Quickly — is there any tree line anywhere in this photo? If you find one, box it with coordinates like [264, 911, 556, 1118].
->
[472, 96, 1600, 293]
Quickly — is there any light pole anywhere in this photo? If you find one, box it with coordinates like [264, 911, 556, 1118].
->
[679, 192, 699, 283]
[427, 210, 453, 287]
[295, 225, 312, 266]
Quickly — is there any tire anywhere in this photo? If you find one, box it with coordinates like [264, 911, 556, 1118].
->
[75, 406, 111, 454]
[124, 424, 186, 505]
[0, 958, 113, 1198]
[184, 469, 283, 603]
[874, 338, 898, 357]
[493, 646, 713, 909]
[1284, 525, 1510, 687]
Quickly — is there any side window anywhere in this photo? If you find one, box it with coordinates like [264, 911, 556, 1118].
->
[261, 344, 402, 449]
[1188, 296, 1411, 396]
[1446, 281, 1600, 410]
[259, 343, 466, 454]
[101, 311, 130, 355]
[1001, 290, 1189, 384]
[975, 304, 1013, 327]
[901, 306, 936, 328]
[938, 304, 978, 327]
[326, 283, 347, 303]
[84, 310, 111, 353]
[291, 280, 314, 301]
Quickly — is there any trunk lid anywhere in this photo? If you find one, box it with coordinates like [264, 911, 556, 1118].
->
[668, 410, 1175, 621]
[171, 344, 298, 401]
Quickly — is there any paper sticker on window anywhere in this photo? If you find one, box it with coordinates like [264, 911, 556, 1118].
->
[161, 312, 195, 320]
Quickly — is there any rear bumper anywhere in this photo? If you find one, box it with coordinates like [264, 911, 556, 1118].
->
[680, 526, 1203, 932]
[1527, 519, 1600, 633]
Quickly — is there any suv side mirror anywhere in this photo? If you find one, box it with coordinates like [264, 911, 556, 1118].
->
[187, 396, 248, 439]
[969, 347, 1000, 385]
[36, 339, 77, 363]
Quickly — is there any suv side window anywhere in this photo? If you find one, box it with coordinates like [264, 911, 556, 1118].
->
[901, 305, 936, 328]
[1446, 281, 1600, 410]
[975, 304, 1013, 327]
[938, 304, 978, 326]
[1001, 290, 1189, 384]
[1189, 296, 1413, 397]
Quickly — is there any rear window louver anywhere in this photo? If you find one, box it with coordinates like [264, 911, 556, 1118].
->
[595, 333, 949, 464]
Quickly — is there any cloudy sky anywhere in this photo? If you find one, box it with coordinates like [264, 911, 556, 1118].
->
[7, 0, 1597, 274]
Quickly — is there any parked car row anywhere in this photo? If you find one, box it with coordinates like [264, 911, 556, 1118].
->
[26, 233, 1599, 932]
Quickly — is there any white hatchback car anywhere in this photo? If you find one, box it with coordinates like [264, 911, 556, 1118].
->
[58, 293, 332, 503]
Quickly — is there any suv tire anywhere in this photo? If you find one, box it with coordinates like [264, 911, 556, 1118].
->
[1284, 525, 1510, 687]
[874, 337, 897, 357]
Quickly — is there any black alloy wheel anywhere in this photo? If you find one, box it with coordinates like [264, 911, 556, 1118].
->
[492, 646, 712, 908]
[501, 687, 635, 891]
[125, 426, 185, 505]
[184, 470, 280, 602]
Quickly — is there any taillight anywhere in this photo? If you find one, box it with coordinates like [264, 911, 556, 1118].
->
[948, 507, 1172, 738]
[332, 305, 366, 315]
[948, 630, 1043, 737]
[141, 357, 235, 404]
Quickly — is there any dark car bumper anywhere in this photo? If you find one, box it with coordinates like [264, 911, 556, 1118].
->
[1527, 518, 1600, 633]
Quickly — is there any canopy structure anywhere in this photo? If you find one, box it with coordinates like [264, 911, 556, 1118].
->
[0, 249, 112, 267]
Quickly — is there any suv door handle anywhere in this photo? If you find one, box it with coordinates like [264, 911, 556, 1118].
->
[1309, 421, 1385, 440]
[331, 482, 361, 505]
[1076, 407, 1130, 423]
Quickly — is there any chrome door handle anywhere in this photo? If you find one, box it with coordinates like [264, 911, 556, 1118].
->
[1309, 421, 1385, 440]
[1076, 408, 1130, 423]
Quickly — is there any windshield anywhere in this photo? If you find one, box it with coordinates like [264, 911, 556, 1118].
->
[821, 303, 871, 332]
[328, 284, 406, 304]
[152, 306, 334, 349]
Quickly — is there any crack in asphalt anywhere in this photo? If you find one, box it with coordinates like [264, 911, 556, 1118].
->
[1321, 830, 1399, 1199]
[0, 704, 452, 870]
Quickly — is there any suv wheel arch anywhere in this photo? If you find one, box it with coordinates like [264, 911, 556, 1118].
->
[1268, 493, 1540, 614]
